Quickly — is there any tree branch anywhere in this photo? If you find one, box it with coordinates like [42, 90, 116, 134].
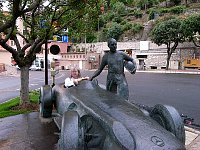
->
[12, 35, 21, 52]
[0, 40, 17, 55]
[21, 0, 42, 14]
[17, 31, 29, 43]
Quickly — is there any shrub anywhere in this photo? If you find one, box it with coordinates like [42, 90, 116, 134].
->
[170, 6, 186, 14]
[134, 10, 143, 18]
[131, 23, 144, 34]
[123, 22, 132, 31]
[112, 16, 123, 23]
[106, 22, 123, 40]
[111, 1, 126, 15]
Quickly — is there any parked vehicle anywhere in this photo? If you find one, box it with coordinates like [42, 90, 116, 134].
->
[184, 58, 200, 70]
[30, 64, 42, 71]
[40, 80, 185, 150]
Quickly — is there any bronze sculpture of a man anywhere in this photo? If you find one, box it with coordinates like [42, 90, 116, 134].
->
[90, 38, 136, 100]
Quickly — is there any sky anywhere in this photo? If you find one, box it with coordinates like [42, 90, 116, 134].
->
[2, 1, 49, 11]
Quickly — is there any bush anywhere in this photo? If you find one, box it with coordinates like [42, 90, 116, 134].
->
[170, 6, 186, 14]
[103, 11, 115, 22]
[106, 22, 123, 40]
[148, 9, 159, 20]
[123, 22, 132, 31]
[111, 1, 126, 15]
[160, 8, 170, 14]
[134, 10, 143, 18]
[112, 16, 123, 23]
[131, 23, 144, 34]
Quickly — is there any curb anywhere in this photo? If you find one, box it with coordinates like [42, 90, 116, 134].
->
[185, 126, 200, 135]
[136, 70, 200, 74]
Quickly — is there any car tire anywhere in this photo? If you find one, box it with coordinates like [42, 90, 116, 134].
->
[39, 85, 53, 118]
[59, 111, 84, 150]
[150, 104, 185, 144]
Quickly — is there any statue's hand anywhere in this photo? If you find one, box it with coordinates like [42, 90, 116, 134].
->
[89, 77, 94, 81]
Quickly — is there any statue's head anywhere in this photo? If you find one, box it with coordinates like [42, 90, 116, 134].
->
[108, 38, 117, 52]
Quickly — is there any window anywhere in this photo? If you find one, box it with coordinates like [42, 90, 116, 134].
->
[136, 55, 147, 59]
[187, 59, 191, 64]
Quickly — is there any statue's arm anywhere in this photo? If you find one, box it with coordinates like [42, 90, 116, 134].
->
[123, 52, 134, 62]
[90, 55, 107, 80]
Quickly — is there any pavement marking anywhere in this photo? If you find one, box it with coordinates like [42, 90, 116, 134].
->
[30, 83, 38, 86]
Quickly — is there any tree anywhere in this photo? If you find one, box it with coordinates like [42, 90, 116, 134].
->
[150, 18, 184, 70]
[181, 14, 200, 47]
[0, 0, 98, 106]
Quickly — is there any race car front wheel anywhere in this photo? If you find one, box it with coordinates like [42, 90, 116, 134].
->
[150, 104, 185, 144]
[59, 111, 84, 150]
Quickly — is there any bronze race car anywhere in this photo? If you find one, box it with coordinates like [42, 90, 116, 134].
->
[39, 80, 185, 150]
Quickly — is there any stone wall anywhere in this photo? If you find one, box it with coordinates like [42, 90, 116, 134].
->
[74, 41, 199, 70]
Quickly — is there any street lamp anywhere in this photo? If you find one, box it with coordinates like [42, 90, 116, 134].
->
[44, 40, 48, 85]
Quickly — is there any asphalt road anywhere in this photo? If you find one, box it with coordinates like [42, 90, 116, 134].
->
[0, 70, 200, 125]
[82, 70, 200, 125]
[0, 70, 68, 103]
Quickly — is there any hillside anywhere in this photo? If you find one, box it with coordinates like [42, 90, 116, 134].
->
[97, 1, 200, 42]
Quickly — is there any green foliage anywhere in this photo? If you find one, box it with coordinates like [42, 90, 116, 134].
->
[126, 9, 143, 18]
[131, 23, 144, 33]
[112, 16, 123, 23]
[136, 0, 159, 10]
[106, 22, 123, 40]
[103, 11, 115, 22]
[148, 8, 159, 20]
[111, 2, 127, 15]
[122, 21, 132, 31]
[169, 6, 186, 14]
[159, 8, 170, 14]
[133, 10, 143, 18]
[148, 5, 186, 21]
[150, 18, 183, 45]
[0, 90, 39, 118]
[181, 14, 200, 41]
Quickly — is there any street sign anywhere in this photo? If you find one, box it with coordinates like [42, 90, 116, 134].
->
[62, 35, 68, 42]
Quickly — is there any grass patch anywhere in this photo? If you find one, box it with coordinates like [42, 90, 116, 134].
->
[0, 90, 40, 118]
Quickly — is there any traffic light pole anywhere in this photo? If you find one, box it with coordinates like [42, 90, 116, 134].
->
[45, 40, 48, 85]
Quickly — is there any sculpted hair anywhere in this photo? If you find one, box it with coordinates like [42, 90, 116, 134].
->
[107, 38, 117, 47]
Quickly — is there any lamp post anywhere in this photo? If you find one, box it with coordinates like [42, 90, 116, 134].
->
[44, 39, 48, 85]
[40, 19, 49, 85]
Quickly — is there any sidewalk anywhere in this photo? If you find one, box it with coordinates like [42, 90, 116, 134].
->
[185, 126, 200, 150]
[0, 112, 199, 150]
[136, 69, 200, 74]
[0, 112, 59, 150]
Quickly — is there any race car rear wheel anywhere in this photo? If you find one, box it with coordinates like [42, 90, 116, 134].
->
[150, 104, 185, 144]
[59, 111, 84, 150]
[39, 85, 53, 118]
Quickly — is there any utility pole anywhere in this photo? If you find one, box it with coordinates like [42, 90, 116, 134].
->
[45, 40, 48, 85]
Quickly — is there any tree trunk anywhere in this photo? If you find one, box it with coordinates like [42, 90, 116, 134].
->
[20, 66, 30, 106]
[166, 55, 170, 70]
[166, 47, 173, 70]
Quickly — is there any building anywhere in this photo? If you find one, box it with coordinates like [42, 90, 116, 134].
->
[0, 16, 199, 71]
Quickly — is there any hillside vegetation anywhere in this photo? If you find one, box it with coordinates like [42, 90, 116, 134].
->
[95, 1, 200, 42]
